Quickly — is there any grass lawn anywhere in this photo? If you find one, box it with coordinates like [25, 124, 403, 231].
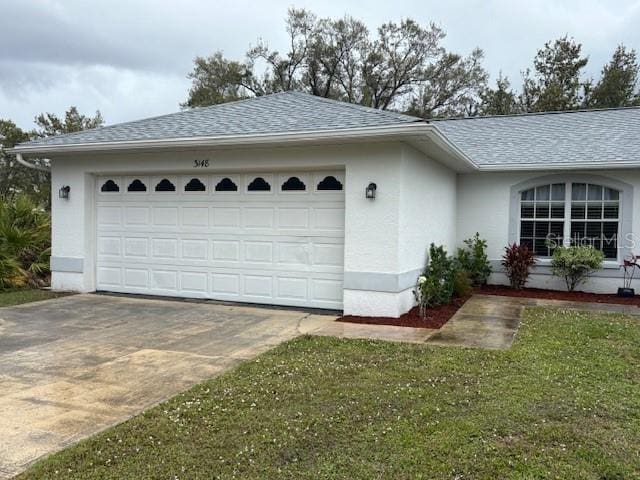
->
[19, 307, 640, 479]
[0, 289, 69, 307]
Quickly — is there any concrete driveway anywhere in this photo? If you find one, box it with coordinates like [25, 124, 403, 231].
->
[0, 294, 335, 478]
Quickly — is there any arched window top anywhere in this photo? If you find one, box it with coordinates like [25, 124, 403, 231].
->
[101, 179, 119, 192]
[247, 177, 271, 192]
[317, 175, 343, 191]
[215, 177, 238, 192]
[155, 179, 175, 192]
[127, 179, 147, 192]
[282, 176, 306, 191]
[520, 183, 565, 201]
[185, 178, 206, 192]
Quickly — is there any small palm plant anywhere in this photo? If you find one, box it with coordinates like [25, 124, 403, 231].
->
[0, 195, 51, 289]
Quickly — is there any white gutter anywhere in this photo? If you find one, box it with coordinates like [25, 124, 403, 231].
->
[15, 153, 51, 173]
[477, 161, 640, 171]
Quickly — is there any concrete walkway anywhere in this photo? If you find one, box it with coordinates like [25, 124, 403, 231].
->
[315, 294, 640, 350]
[314, 295, 525, 349]
[0, 294, 336, 479]
[426, 295, 523, 349]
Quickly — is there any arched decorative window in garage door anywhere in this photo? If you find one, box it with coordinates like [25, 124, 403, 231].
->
[155, 179, 176, 192]
[100, 179, 120, 192]
[281, 176, 306, 191]
[247, 177, 271, 192]
[215, 177, 238, 192]
[127, 179, 147, 192]
[317, 175, 343, 191]
[185, 178, 206, 192]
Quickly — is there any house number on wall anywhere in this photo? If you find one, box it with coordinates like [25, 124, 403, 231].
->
[193, 159, 210, 168]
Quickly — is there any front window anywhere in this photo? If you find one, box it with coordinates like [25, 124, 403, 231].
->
[519, 182, 620, 259]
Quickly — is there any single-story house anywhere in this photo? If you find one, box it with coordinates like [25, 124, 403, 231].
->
[10, 92, 640, 316]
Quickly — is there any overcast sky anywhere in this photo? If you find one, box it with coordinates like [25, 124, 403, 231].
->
[2, 0, 640, 130]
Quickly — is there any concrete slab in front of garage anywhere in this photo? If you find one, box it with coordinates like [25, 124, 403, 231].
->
[0, 294, 335, 478]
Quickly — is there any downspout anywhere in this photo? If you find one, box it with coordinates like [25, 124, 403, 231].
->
[15, 153, 51, 173]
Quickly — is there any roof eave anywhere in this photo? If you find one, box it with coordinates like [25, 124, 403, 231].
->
[9, 123, 479, 172]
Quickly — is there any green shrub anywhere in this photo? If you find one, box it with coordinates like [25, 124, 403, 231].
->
[0, 253, 26, 289]
[452, 269, 473, 298]
[416, 244, 456, 314]
[456, 233, 492, 286]
[550, 245, 604, 292]
[0, 195, 51, 289]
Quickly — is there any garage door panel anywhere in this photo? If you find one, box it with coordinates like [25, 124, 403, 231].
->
[180, 271, 208, 293]
[124, 207, 150, 225]
[153, 207, 179, 226]
[97, 266, 122, 287]
[244, 241, 273, 263]
[312, 279, 344, 303]
[97, 172, 344, 309]
[211, 207, 241, 228]
[277, 208, 309, 229]
[313, 208, 345, 230]
[211, 273, 241, 296]
[98, 237, 121, 256]
[243, 207, 274, 229]
[124, 237, 148, 257]
[212, 240, 240, 261]
[97, 206, 122, 226]
[182, 239, 208, 260]
[243, 275, 273, 298]
[182, 207, 209, 227]
[277, 277, 308, 300]
[152, 270, 178, 291]
[125, 268, 148, 288]
[313, 243, 344, 267]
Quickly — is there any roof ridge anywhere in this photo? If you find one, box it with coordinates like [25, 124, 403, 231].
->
[432, 105, 640, 122]
[282, 91, 421, 122]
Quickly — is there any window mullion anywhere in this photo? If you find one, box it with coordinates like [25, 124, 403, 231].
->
[563, 182, 572, 247]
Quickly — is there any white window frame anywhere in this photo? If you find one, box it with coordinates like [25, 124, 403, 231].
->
[509, 174, 634, 265]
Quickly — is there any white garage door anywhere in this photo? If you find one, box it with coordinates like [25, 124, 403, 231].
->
[95, 172, 345, 309]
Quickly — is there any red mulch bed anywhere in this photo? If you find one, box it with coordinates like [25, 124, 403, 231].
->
[479, 284, 640, 306]
[337, 296, 470, 329]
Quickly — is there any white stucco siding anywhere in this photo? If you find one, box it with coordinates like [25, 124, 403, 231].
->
[399, 144, 457, 273]
[343, 144, 402, 274]
[457, 169, 640, 293]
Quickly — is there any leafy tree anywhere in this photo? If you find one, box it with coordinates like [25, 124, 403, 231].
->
[520, 36, 589, 112]
[183, 8, 487, 118]
[480, 73, 520, 115]
[182, 52, 258, 108]
[587, 45, 639, 108]
[0, 107, 104, 208]
[34, 106, 103, 137]
[0, 120, 49, 204]
[407, 48, 488, 118]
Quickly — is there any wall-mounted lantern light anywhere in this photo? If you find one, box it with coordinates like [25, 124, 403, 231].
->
[59, 185, 70, 199]
[365, 182, 377, 200]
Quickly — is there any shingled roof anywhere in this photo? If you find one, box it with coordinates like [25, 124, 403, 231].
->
[17, 91, 420, 148]
[433, 107, 640, 169]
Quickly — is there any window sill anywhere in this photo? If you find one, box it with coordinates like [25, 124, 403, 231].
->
[534, 259, 621, 270]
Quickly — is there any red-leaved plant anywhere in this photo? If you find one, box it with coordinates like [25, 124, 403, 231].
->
[502, 243, 537, 289]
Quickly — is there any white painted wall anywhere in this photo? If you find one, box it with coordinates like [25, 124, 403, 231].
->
[457, 170, 640, 293]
